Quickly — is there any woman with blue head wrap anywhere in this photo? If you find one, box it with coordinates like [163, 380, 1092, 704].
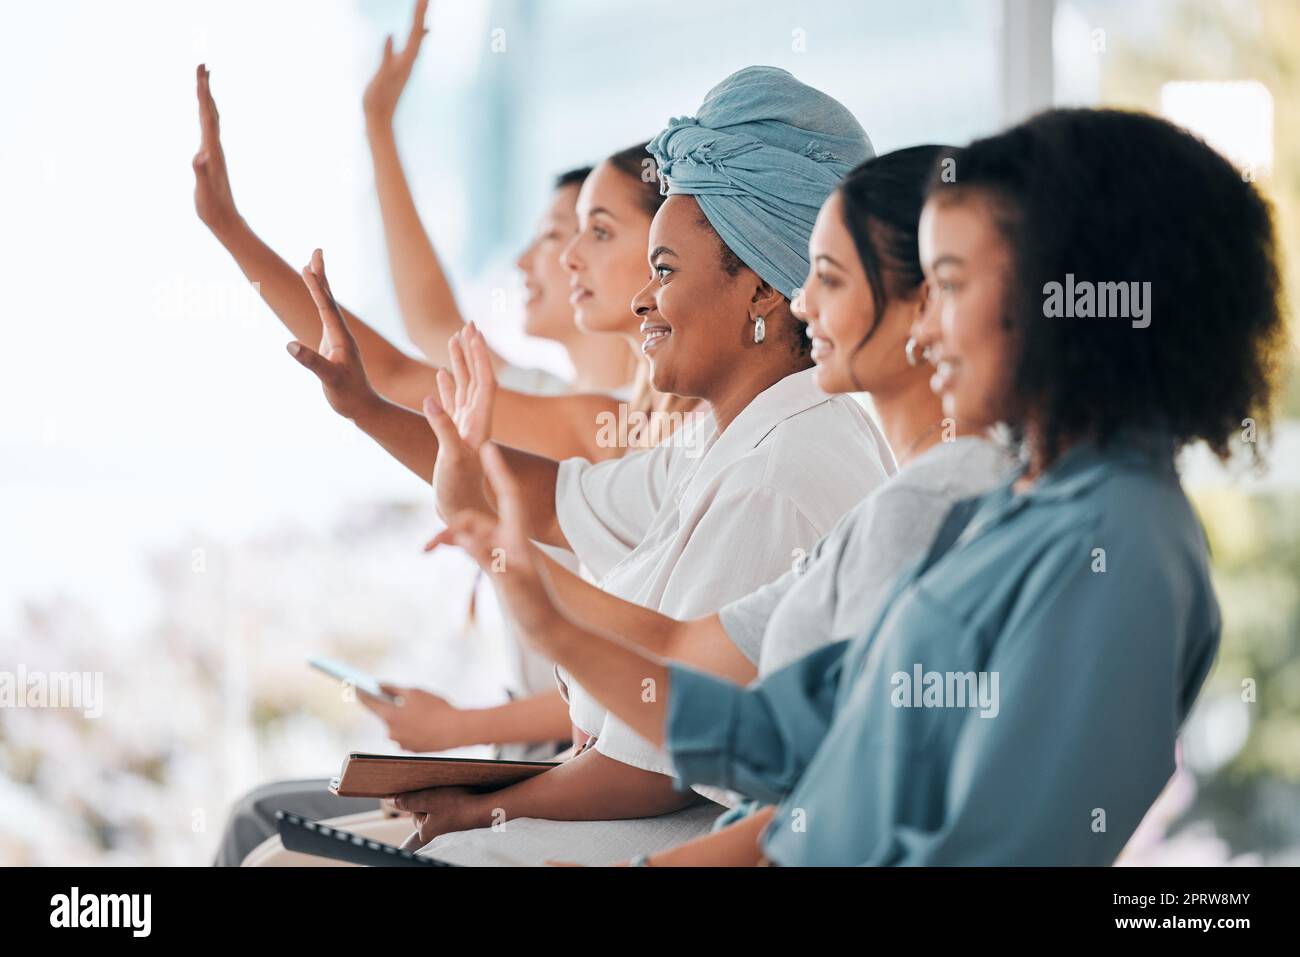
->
[348, 66, 900, 867]
[411, 108, 1283, 869]
[649, 65, 874, 305]
[631, 66, 875, 409]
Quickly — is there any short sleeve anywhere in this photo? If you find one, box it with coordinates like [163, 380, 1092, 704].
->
[757, 484, 949, 675]
[717, 512, 843, 666]
[554, 447, 668, 581]
[591, 486, 829, 777]
[718, 567, 800, 665]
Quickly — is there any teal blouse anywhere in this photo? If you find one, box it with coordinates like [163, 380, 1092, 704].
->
[665, 434, 1220, 865]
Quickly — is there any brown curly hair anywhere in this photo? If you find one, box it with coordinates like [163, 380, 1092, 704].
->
[929, 108, 1288, 467]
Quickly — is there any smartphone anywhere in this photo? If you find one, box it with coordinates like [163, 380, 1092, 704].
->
[308, 655, 401, 704]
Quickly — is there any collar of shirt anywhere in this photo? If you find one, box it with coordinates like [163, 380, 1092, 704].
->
[1015, 427, 1178, 503]
[836, 428, 1183, 696]
[674, 367, 832, 499]
[937, 428, 1178, 564]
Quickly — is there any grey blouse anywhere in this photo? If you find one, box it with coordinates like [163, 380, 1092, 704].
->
[720, 437, 1014, 676]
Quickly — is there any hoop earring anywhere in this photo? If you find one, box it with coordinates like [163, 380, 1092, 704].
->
[904, 336, 921, 367]
[753, 315, 765, 344]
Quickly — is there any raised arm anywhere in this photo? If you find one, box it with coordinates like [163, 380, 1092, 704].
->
[285, 264, 571, 541]
[421, 417, 567, 546]
[436, 444, 842, 785]
[363, 0, 495, 370]
[360, 6, 630, 457]
[539, 552, 750, 680]
[192, 63, 442, 411]
[287, 248, 439, 480]
[454, 324, 626, 461]
[194, 64, 627, 466]
[428, 527, 744, 677]
[432, 445, 680, 746]
[415, 333, 574, 545]
[439, 462, 842, 800]
[489, 388, 627, 463]
[422, 388, 749, 679]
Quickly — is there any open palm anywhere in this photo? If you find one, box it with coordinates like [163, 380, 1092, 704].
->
[191, 64, 241, 237]
[286, 249, 380, 421]
[436, 323, 496, 450]
[363, 0, 430, 124]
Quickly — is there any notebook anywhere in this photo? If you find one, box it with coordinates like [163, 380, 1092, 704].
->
[328, 752, 561, 798]
[274, 811, 457, 867]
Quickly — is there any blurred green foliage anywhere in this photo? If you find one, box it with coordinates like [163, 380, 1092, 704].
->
[1090, 0, 1300, 860]
[1191, 488, 1300, 857]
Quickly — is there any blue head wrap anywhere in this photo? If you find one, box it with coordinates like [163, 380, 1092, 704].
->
[647, 66, 874, 299]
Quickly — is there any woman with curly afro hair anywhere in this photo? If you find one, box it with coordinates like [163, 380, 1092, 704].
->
[461, 107, 1289, 865]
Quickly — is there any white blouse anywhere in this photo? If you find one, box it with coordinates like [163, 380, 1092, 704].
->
[552, 367, 896, 780]
[490, 363, 580, 705]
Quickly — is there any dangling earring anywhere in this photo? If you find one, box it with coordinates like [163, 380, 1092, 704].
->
[753, 315, 765, 344]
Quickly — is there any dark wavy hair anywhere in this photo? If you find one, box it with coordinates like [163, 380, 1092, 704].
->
[606, 142, 666, 217]
[553, 165, 593, 190]
[928, 108, 1287, 466]
[836, 145, 950, 389]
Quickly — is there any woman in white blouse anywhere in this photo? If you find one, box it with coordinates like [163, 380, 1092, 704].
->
[465, 145, 1013, 866]
[391, 146, 1015, 868]
[241, 67, 896, 866]
[240, 138, 1002, 867]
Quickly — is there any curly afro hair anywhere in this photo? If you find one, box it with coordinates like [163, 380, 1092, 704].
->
[929, 108, 1287, 467]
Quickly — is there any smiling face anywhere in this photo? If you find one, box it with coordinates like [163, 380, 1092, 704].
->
[914, 192, 1018, 429]
[630, 194, 777, 397]
[560, 160, 655, 338]
[798, 191, 921, 395]
[515, 183, 581, 341]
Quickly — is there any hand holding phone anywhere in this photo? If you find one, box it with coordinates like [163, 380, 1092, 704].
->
[308, 656, 401, 704]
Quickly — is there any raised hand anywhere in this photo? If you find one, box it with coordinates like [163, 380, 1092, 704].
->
[425, 444, 561, 635]
[363, 0, 430, 125]
[439, 322, 496, 450]
[286, 249, 382, 421]
[192, 64, 242, 238]
[421, 392, 492, 521]
[416, 321, 497, 516]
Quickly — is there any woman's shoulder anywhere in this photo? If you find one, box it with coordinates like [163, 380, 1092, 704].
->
[698, 397, 893, 533]
[894, 437, 1016, 500]
[495, 363, 570, 396]
[760, 392, 895, 473]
